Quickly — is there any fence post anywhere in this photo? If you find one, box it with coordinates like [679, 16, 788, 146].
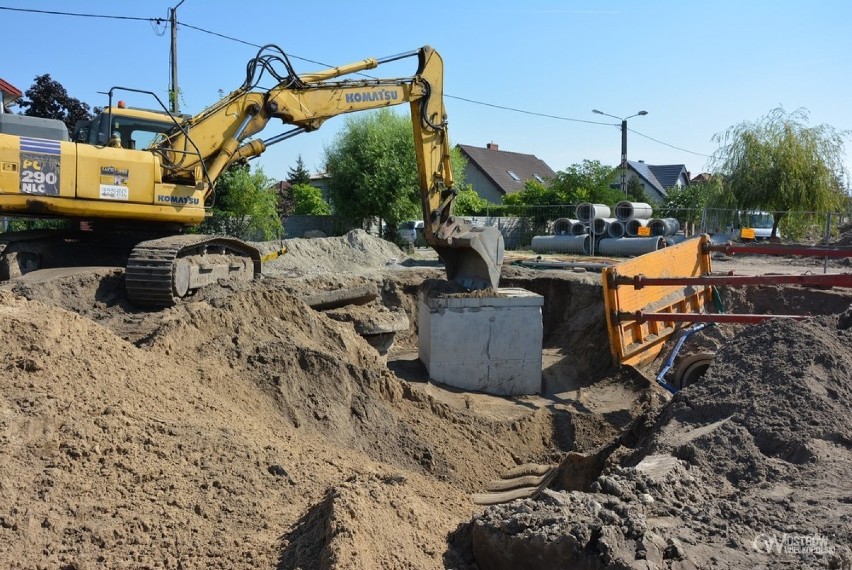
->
[824, 212, 832, 274]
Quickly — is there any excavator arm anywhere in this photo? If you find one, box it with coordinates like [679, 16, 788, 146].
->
[156, 45, 503, 289]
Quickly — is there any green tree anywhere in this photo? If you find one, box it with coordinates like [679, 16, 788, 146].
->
[292, 183, 331, 215]
[201, 165, 282, 240]
[18, 74, 95, 136]
[287, 155, 312, 185]
[710, 107, 848, 237]
[502, 179, 563, 205]
[452, 188, 489, 215]
[324, 109, 470, 233]
[661, 178, 729, 227]
[502, 160, 619, 206]
[626, 177, 649, 203]
[324, 109, 420, 229]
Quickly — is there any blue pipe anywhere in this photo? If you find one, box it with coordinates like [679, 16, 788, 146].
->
[655, 323, 709, 394]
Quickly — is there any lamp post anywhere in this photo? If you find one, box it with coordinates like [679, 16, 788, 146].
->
[592, 109, 648, 195]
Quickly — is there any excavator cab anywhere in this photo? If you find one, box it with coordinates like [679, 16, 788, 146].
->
[73, 105, 178, 149]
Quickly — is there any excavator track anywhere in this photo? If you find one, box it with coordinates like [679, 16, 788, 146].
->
[125, 235, 262, 308]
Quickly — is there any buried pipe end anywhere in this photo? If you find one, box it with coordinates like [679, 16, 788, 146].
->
[673, 352, 715, 389]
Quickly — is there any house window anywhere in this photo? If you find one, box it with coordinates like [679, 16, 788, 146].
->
[507, 170, 520, 181]
[533, 174, 544, 183]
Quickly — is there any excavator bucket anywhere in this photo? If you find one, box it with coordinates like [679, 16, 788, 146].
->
[434, 226, 505, 290]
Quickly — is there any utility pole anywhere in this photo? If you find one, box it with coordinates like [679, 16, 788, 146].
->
[620, 119, 628, 195]
[169, 0, 185, 114]
[592, 109, 648, 194]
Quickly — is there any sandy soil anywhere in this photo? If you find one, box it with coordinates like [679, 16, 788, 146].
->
[0, 229, 850, 569]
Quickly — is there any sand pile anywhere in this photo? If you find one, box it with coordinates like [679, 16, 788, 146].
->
[0, 266, 571, 568]
[472, 313, 852, 569]
[260, 229, 409, 277]
[7, 226, 845, 568]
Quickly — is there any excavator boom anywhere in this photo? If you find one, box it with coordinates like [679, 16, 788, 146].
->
[155, 45, 504, 290]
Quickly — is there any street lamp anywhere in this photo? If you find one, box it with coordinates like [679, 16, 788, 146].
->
[592, 109, 648, 195]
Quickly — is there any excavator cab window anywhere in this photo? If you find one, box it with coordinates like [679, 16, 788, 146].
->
[74, 109, 174, 149]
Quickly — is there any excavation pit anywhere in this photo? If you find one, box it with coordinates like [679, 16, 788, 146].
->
[418, 284, 544, 396]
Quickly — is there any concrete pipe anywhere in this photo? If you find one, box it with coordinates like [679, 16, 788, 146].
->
[570, 222, 589, 236]
[591, 217, 616, 235]
[648, 217, 681, 237]
[531, 234, 590, 254]
[597, 236, 665, 257]
[673, 352, 715, 389]
[625, 218, 649, 237]
[607, 219, 626, 238]
[575, 202, 611, 223]
[614, 201, 653, 222]
[552, 218, 580, 235]
[665, 235, 687, 247]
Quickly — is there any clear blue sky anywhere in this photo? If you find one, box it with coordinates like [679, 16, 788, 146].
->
[2, 0, 850, 185]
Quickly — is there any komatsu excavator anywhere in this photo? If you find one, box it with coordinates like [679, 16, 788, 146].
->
[0, 45, 504, 306]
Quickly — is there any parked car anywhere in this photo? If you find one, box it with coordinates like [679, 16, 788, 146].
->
[398, 220, 424, 244]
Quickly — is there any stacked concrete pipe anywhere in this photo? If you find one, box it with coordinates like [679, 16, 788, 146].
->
[591, 217, 617, 236]
[648, 218, 681, 237]
[614, 201, 653, 222]
[552, 218, 580, 235]
[531, 234, 590, 254]
[575, 203, 611, 224]
[597, 236, 665, 256]
[625, 218, 650, 237]
[570, 222, 589, 236]
[607, 220, 626, 238]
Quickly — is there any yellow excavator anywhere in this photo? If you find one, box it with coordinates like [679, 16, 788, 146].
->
[0, 45, 504, 306]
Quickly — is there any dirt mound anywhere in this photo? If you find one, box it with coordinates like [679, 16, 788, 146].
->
[831, 221, 852, 245]
[281, 472, 472, 569]
[472, 314, 852, 569]
[0, 274, 589, 568]
[262, 229, 408, 277]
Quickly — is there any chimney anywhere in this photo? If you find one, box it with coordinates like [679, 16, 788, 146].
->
[486, 142, 499, 151]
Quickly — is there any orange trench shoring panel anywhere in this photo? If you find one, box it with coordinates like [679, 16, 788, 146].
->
[602, 235, 713, 367]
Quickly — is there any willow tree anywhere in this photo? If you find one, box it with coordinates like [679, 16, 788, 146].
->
[710, 107, 848, 238]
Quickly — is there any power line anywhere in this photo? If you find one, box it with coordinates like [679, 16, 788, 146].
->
[178, 21, 261, 48]
[0, 5, 160, 22]
[1, 5, 712, 158]
[178, 21, 711, 155]
[628, 128, 712, 158]
[446, 95, 615, 126]
[177, 21, 342, 68]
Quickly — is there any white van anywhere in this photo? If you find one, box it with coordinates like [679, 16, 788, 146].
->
[398, 220, 424, 244]
[740, 211, 780, 240]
